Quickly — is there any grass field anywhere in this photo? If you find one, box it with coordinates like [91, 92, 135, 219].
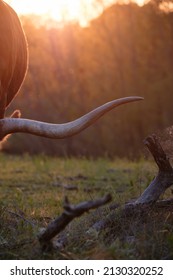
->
[0, 153, 173, 260]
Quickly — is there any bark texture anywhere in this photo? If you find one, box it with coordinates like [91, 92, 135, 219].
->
[135, 135, 173, 204]
[38, 194, 112, 251]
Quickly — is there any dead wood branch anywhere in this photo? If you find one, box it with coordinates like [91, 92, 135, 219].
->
[38, 194, 112, 251]
[135, 134, 173, 204]
[91, 135, 173, 232]
[91, 198, 173, 233]
[144, 134, 172, 172]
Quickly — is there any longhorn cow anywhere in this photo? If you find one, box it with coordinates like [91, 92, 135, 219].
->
[0, 0, 143, 142]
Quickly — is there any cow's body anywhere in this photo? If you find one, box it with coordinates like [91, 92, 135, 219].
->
[0, 0, 28, 118]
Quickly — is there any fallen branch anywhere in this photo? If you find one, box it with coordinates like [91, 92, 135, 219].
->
[135, 134, 173, 204]
[91, 197, 173, 232]
[91, 135, 173, 232]
[38, 194, 112, 251]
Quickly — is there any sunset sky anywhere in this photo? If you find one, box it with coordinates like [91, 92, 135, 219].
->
[6, 0, 146, 26]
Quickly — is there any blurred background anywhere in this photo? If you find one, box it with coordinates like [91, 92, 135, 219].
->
[3, 0, 173, 158]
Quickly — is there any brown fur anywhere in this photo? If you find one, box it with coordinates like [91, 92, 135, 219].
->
[0, 0, 28, 118]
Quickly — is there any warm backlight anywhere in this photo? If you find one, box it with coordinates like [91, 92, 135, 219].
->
[6, 0, 145, 26]
[6, 0, 100, 26]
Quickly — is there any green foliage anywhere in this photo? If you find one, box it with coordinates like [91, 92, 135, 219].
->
[0, 155, 173, 259]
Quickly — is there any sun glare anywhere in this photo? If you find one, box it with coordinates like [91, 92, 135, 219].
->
[6, 0, 97, 26]
[50, 0, 83, 22]
[6, 0, 146, 26]
[6, 0, 81, 17]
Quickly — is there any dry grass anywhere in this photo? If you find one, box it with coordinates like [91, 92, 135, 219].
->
[0, 153, 173, 259]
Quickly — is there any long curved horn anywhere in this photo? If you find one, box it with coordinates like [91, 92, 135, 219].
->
[0, 96, 143, 140]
